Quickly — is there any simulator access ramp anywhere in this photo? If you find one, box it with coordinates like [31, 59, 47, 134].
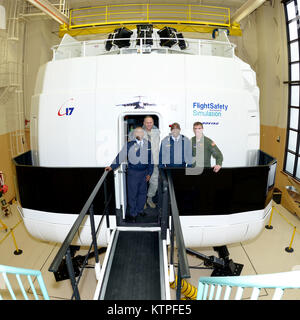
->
[97, 229, 166, 300]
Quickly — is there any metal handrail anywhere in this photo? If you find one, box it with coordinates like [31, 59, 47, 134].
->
[70, 194, 112, 300]
[197, 270, 300, 300]
[159, 168, 170, 241]
[49, 170, 109, 273]
[51, 37, 236, 61]
[166, 169, 190, 280]
[0, 264, 50, 300]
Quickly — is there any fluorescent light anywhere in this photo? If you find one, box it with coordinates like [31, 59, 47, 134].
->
[0, 5, 6, 30]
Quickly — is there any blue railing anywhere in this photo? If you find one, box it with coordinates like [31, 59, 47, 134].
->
[0, 264, 49, 300]
[197, 270, 300, 300]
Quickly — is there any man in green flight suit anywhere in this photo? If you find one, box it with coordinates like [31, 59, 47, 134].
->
[191, 121, 223, 173]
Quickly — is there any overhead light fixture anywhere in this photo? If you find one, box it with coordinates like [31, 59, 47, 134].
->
[105, 27, 133, 51]
[157, 27, 187, 50]
[136, 24, 153, 46]
[0, 4, 6, 30]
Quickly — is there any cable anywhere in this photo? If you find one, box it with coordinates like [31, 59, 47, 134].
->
[170, 275, 198, 300]
[173, 263, 212, 270]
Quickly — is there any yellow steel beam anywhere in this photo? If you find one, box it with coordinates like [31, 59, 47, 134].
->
[69, 20, 230, 29]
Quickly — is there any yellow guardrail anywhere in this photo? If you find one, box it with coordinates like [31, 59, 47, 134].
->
[59, 3, 242, 37]
[0, 218, 23, 255]
[69, 4, 230, 27]
[265, 205, 300, 253]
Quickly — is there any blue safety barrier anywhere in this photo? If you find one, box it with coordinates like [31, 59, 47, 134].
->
[197, 270, 300, 300]
[0, 264, 50, 300]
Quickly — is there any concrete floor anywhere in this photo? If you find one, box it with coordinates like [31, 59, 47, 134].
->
[0, 201, 300, 300]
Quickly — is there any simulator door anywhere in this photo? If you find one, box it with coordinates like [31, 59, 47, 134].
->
[120, 114, 159, 218]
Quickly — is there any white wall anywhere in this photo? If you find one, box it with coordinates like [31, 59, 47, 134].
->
[0, 0, 25, 135]
[24, 18, 60, 123]
[232, 1, 288, 128]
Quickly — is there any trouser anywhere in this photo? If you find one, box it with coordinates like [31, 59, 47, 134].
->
[127, 169, 147, 217]
[147, 165, 159, 198]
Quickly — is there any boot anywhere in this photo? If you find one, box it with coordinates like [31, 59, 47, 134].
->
[147, 197, 156, 208]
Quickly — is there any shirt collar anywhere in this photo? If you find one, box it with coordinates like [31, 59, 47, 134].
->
[171, 135, 180, 142]
[195, 135, 204, 142]
[136, 139, 143, 146]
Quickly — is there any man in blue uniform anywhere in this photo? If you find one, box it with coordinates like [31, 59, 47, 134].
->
[105, 127, 154, 222]
[159, 122, 192, 168]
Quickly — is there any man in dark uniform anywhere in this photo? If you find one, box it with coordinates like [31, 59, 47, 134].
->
[129, 115, 160, 209]
[105, 127, 154, 222]
[191, 121, 223, 172]
[159, 122, 192, 168]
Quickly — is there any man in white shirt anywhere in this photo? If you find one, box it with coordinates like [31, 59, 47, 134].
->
[159, 122, 192, 168]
